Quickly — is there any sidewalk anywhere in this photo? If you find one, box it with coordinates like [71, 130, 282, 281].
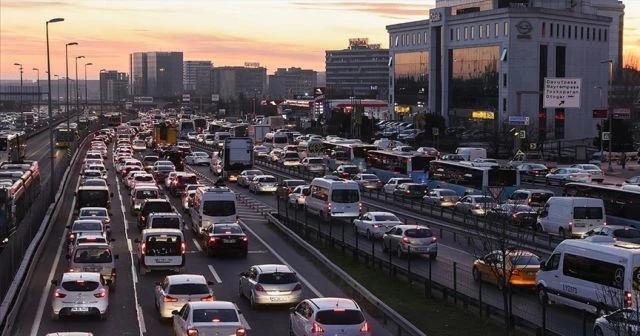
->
[602, 163, 638, 178]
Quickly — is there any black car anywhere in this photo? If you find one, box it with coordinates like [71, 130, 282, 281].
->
[201, 223, 248, 257]
[516, 163, 550, 182]
[393, 183, 429, 199]
[163, 150, 185, 171]
[138, 199, 174, 231]
[486, 204, 539, 229]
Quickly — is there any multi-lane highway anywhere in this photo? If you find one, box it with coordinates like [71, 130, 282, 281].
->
[8, 139, 397, 335]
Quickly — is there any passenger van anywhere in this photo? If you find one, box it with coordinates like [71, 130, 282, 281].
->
[536, 236, 640, 315]
[67, 242, 119, 289]
[305, 177, 362, 222]
[147, 212, 183, 230]
[189, 186, 237, 235]
[536, 197, 606, 238]
[455, 147, 487, 161]
[134, 228, 185, 275]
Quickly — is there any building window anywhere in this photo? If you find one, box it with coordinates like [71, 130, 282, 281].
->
[480, 24, 484, 38]
[598, 28, 602, 41]
[464, 27, 469, 40]
[413, 33, 416, 45]
[486, 24, 490, 37]
[503, 73, 507, 87]
[592, 28, 596, 40]
[395, 35, 399, 46]
[562, 24, 565, 38]
[550, 23, 554, 37]
[456, 28, 460, 41]
[604, 29, 608, 41]
[495, 23, 499, 37]
[541, 22, 545, 37]
[503, 98, 507, 112]
[424, 31, 428, 43]
[418, 32, 422, 44]
[471, 26, 475, 39]
[450, 28, 454, 41]
[581, 26, 584, 39]
[587, 27, 590, 40]
[574, 25, 578, 39]
[568, 25, 572, 39]
[504, 22, 509, 36]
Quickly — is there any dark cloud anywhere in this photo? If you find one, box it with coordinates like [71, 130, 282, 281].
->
[292, 1, 431, 17]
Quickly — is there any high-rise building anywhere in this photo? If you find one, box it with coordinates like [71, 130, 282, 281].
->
[129, 51, 184, 99]
[268, 67, 317, 99]
[325, 38, 389, 100]
[184, 61, 213, 98]
[99, 71, 129, 103]
[212, 64, 267, 101]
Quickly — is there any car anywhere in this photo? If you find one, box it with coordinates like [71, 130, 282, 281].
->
[516, 163, 550, 182]
[67, 233, 113, 257]
[248, 175, 278, 194]
[142, 155, 160, 172]
[353, 211, 403, 240]
[138, 198, 175, 231]
[454, 195, 497, 216]
[152, 165, 175, 184]
[201, 222, 248, 257]
[382, 177, 414, 194]
[505, 189, 554, 210]
[472, 249, 541, 290]
[333, 165, 360, 179]
[623, 176, 640, 186]
[593, 308, 640, 336]
[67, 219, 104, 244]
[269, 148, 284, 162]
[289, 297, 371, 336]
[276, 179, 306, 198]
[422, 188, 459, 207]
[128, 173, 156, 190]
[253, 145, 270, 158]
[416, 146, 439, 157]
[154, 274, 215, 318]
[237, 169, 264, 187]
[584, 225, 640, 244]
[171, 301, 246, 336]
[132, 139, 146, 151]
[51, 272, 109, 320]
[186, 132, 197, 141]
[79, 178, 109, 189]
[570, 164, 604, 182]
[181, 189, 196, 212]
[280, 151, 301, 166]
[184, 151, 210, 165]
[239, 264, 303, 307]
[382, 224, 437, 259]
[545, 167, 591, 185]
[393, 183, 429, 199]
[77, 207, 112, 238]
[299, 157, 326, 174]
[287, 185, 310, 207]
[352, 173, 383, 191]
[486, 204, 539, 229]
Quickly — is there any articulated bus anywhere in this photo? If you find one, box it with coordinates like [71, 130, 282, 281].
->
[563, 182, 640, 227]
[427, 160, 520, 199]
[0, 131, 27, 163]
[365, 150, 434, 183]
[54, 124, 78, 148]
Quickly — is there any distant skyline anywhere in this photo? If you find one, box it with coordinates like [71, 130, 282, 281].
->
[1, 0, 639, 80]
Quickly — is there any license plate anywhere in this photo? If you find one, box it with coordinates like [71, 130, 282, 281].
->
[269, 297, 287, 302]
[155, 258, 172, 263]
[223, 239, 236, 243]
[574, 223, 585, 227]
[84, 267, 101, 272]
[71, 307, 89, 312]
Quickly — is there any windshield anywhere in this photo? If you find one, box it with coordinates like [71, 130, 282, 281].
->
[192, 309, 238, 323]
[439, 190, 457, 196]
[331, 189, 359, 203]
[373, 214, 400, 221]
[202, 200, 236, 217]
[151, 217, 181, 229]
[361, 175, 379, 180]
[259, 272, 298, 284]
[308, 158, 323, 164]
[213, 225, 243, 234]
[136, 190, 158, 199]
[73, 247, 113, 263]
[315, 309, 365, 325]
[143, 202, 173, 214]
[405, 228, 433, 238]
[168, 283, 210, 295]
[79, 209, 107, 217]
[343, 166, 358, 174]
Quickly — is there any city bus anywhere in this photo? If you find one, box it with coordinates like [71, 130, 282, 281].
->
[427, 160, 520, 199]
[321, 141, 378, 171]
[563, 182, 640, 227]
[365, 149, 434, 183]
[0, 131, 27, 163]
[103, 112, 122, 127]
[0, 161, 41, 247]
[54, 124, 78, 148]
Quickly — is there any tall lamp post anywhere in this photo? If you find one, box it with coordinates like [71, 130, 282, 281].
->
[84, 62, 93, 111]
[53, 74, 59, 110]
[13, 63, 23, 112]
[601, 59, 614, 172]
[75, 55, 85, 120]
[46, 17, 65, 200]
[99, 69, 107, 117]
[65, 42, 78, 130]
[32, 68, 40, 113]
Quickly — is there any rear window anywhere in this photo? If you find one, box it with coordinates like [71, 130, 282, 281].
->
[72, 221, 102, 231]
[315, 309, 365, 325]
[151, 217, 181, 229]
[614, 229, 640, 239]
[408, 185, 428, 191]
[203, 201, 236, 217]
[212, 225, 243, 234]
[136, 190, 158, 199]
[61, 281, 100, 291]
[373, 214, 399, 221]
[79, 209, 107, 217]
[510, 255, 541, 266]
[475, 197, 493, 203]
[258, 272, 298, 284]
[144, 202, 172, 213]
[84, 171, 102, 177]
[361, 175, 379, 181]
[259, 177, 277, 183]
[192, 309, 238, 323]
[136, 175, 154, 182]
[530, 192, 553, 204]
[405, 228, 433, 238]
[73, 247, 112, 263]
[308, 158, 323, 164]
[573, 206, 603, 220]
[178, 175, 198, 185]
[168, 283, 210, 295]
[143, 157, 159, 164]
[343, 166, 358, 173]
[331, 189, 359, 203]
[440, 190, 457, 196]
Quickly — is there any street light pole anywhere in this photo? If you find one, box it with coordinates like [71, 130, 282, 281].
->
[65, 42, 78, 130]
[46, 17, 65, 200]
[14, 63, 23, 112]
[601, 59, 614, 172]
[33, 68, 40, 114]
[54, 74, 59, 110]
[99, 69, 106, 117]
[84, 62, 93, 111]
[75, 55, 85, 120]
[595, 86, 605, 159]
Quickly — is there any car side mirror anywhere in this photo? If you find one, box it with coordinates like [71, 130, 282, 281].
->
[134, 238, 140, 243]
[172, 310, 179, 316]
[51, 280, 58, 286]
[289, 307, 296, 313]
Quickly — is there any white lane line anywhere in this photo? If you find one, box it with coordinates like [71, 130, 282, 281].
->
[247, 250, 268, 254]
[192, 238, 202, 252]
[30, 181, 78, 336]
[116, 178, 146, 334]
[240, 313, 252, 330]
[239, 219, 323, 297]
[207, 265, 222, 284]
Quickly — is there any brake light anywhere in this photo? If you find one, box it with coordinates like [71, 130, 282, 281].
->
[511, 269, 520, 276]
[111, 268, 116, 278]
[625, 291, 633, 307]
[141, 242, 146, 255]
[373, 224, 381, 228]
[240, 236, 248, 242]
[255, 284, 266, 292]
[163, 295, 178, 302]
[431, 237, 437, 243]
[474, 204, 481, 209]
[200, 295, 214, 301]
[69, 233, 75, 240]
[358, 202, 363, 211]
[181, 242, 186, 254]
[54, 290, 66, 298]
[311, 322, 325, 333]
[293, 283, 302, 291]
[209, 237, 218, 243]
[327, 202, 332, 211]
[94, 288, 107, 298]
[440, 196, 444, 201]
[236, 328, 247, 336]
[360, 321, 370, 333]
[402, 236, 410, 244]
[187, 329, 198, 336]
[568, 222, 573, 233]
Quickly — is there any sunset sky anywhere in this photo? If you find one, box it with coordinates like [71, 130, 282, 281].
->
[1, 0, 638, 80]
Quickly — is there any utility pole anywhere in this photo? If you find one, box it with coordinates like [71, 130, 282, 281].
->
[14, 63, 23, 112]
[33, 68, 40, 113]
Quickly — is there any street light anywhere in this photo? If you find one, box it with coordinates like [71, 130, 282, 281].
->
[13, 63, 23, 112]
[33, 68, 40, 113]
[46, 17, 64, 200]
[594, 85, 605, 159]
[65, 41, 78, 131]
[53, 74, 59, 110]
[99, 69, 107, 116]
[84, 62, 93, 110]
[601, 59, 614, 172]
[75, 55, 85, 120]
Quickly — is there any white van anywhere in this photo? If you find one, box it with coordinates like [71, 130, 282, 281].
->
[455, 147, 487, 161]
[130, 185, 161, 215]
[67, 242, 119, 289]
[147, 212, 183, 231]
[536, 197, 606, 238]
[189, 186, 237, 235]
[536, 236, 640, 315]
[305, 177, 362, 222]
[134, 228, 185, 275]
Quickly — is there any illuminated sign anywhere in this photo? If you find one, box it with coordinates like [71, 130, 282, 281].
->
[244, 62, 260, 68]
[472, 111, 495, 119]
[394, 106, 411, 114]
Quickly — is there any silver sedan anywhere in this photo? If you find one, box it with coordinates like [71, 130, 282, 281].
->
[237, 169, 264, 187]
[238, 264, 302, 307]
[353, 211, 402, 240]
[382, 225, 438, 259]
[184, 151, 210, 165]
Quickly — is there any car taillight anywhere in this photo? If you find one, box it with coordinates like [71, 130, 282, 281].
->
[141, 242, 146, 255]
[474, 204, 481, 209]
[235, 328, 247, 336]
[163, 295, 178, 302]
[327, 202, 332, 211]
[240, 236, 248, 242]
[311, 322, 325, 333]
[358, 202, 363, 211]
[255, 284, 266, 292]
[402, 237, 410, 244]
[511, 269, 520, 276]
[360, 321, 370, 333]
[94, 288, 107, 298]
[181, 242, 186, 254]
[111, 268, 116, 278]
[568, 222, 573, 233]
[69, 233, 75, 240]
[293, 283, 302, 291]
[187, 329, 198, 336]
[431, 237, 437, 243]
[625, 291, 633, 307]
[54, 290, 66, 298]
[209, 237, 218, 243]
[200, 295, 214, 301]
[440, 196, 444, 201]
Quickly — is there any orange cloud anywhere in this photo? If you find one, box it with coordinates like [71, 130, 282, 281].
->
[292, 1, 431, 16]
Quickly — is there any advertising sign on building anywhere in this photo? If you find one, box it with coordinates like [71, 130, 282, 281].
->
[182, 94, 191, 102]
[613, 108, 631, 119]
[543, 78, 582, 108]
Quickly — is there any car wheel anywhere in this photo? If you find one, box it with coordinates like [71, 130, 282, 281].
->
[205, 245, 214, 257]
[472, 267, 481, 282]
[536, 285, 548, 305]
[429, 252, 437, 260]
[238, 284, 244, 299]
[352, 225, 358, 235]
[558, 227, 567, 238]
[250, 293, 259, 308]
[593, 326, 604, 336]
[366, 229, 373, 240]
[396, 245, 404, 258]
[100, 311, 108, 321]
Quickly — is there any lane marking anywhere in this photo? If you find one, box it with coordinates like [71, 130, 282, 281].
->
[247, 250, 268, 254]
[239, 313, 252, 330]
[29, 184, 77, 336]
[192, 238, 202, 252]
[239, 219, 323, 297]
[207, 265, 222, 284]
[116, 174, 146, 334]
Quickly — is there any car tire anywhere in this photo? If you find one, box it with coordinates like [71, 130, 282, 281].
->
[559, 227, 567, 238]
[250, 293, 259, 309]
[396, 246, 404, 258]
[100, 311, 108, 321]
[429, 252, 437, 260]
[138, 260, 146, 276]
[536, 285, 548, 305]
[366, 229, 373, 241]
[205, 245, 214, 257]
[238, 284, 244, 299]
[472, 267, 481, 282]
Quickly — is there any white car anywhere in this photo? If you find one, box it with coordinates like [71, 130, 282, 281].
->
[249, 175, 278, 194]
[288, 185, 310, 207]
[76, 207, 112, 238]
[132, 140, 146, 152]
[545, 167, 592, 185]
[353, 211, 403, 240]
[290, 297, 371, 336]
[570, 164, 604, 182]
[593, 308, 640, 336]
[51, 272, 109, 320]
[237, 169, 264, 187]
[238, 264, 303, 307]
[254, 145, 270, 158]
[172, 301, 246, 336]
[155, 274, 214, 319]
[185, 151, 210, 165]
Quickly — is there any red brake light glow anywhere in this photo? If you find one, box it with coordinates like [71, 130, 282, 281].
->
[163, 295, 178, 302]
[311, 322, 325, 333]
[54, 290, 66, 298]
[360, 321, 370, 332]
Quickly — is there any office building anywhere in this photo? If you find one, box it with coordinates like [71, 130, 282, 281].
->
[386, 0, 622, 141]
[129, 51, 184, 99]
[184, 60, 213, 98]
[99, 71, 129, 103]
[212, 64, 267, 101]
[325, 38, 389, 100]
[268, 67, 317, 99]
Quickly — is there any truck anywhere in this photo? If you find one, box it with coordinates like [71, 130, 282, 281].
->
[248, 124, 271, 143]
[265, 115, 284, 129]
[219, 137, 253, 182]
[153, 122, 178, 146]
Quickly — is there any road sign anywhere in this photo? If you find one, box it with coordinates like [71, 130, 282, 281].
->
[432, 127, 439, 136]
[613, 108, 631, 119]
[182, 94, 191, 102]
[508, 116, 530, 126]
[211, 94, 220, 102]
[592, 109, 608, 118]
[543, 77, 582, 108]
[529, 143, 537, 150]
[519, 130, 526, 139]
[602, 132, 611, 141]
